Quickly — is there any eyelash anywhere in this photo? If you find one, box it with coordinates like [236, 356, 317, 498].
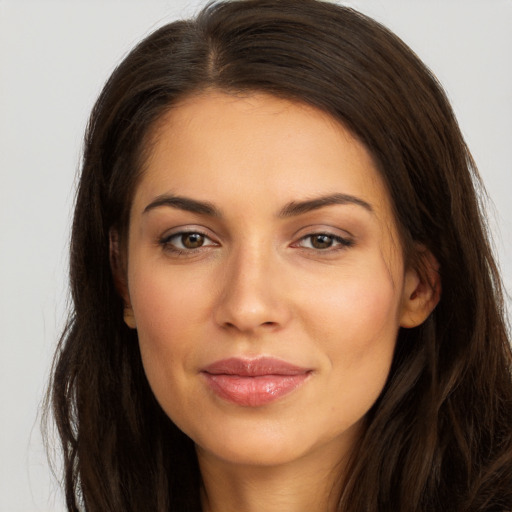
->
[158, 231, 354, 256]
[293, 233, 354, 251]
[159, 230, 217, 255]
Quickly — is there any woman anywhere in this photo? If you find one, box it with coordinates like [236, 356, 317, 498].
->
[48, 0, 512, 510]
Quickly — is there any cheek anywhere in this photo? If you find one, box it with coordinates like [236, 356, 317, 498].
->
[305, 265, 401, 344]
[302, 263, 402, 397]
[127, 264, 213, 405]
[129, 260, 213, 341]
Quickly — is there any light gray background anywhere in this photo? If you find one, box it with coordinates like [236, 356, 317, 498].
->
[1, 1, 511, 510]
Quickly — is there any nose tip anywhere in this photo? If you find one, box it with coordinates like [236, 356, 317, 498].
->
[215, 288, 283, 333]
[213, 253, 290, 334]
[220, 312, 280, 333]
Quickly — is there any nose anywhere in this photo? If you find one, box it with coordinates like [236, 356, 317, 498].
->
[213, 244, 291, 334]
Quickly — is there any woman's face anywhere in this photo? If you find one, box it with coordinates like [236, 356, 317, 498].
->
[123, 91, 420, 469]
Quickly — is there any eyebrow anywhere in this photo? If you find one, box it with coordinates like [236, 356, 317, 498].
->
[278, 193, 373, 217]
[143, 195, 221, 216]
[143, 192, 373, 217]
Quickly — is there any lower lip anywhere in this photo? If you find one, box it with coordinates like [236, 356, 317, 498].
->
[202, 373, 310, 407]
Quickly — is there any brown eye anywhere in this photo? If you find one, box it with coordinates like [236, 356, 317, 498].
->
[310, 234, 334, 249]
[294, 232, 353, 252]
[160, 230, 217, 254]
[181, 233, 205, 249]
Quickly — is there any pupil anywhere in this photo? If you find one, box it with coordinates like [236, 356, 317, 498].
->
[183, 233, 204, 249]
[312, 235, 333, 249]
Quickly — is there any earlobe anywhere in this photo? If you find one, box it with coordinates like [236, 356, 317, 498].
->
[123, 307, 137, 329]
[109, 229, 128, 300]
[109, 229, 136, 328]
[400, 249, 441, 328]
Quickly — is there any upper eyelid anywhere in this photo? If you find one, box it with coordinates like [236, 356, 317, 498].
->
[291, 224, 355, 240]
[164, 231, 214, 240]
[161, 231, 217, 244]
[159, 226, 216, 240]
[159, 231, 218, 254]
[157, 225, 355, 245]
[298, 233, 349, 241]
[294, 233, 353, 247]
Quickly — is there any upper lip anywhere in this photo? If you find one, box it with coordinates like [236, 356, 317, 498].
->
[201, 357, 310, 376]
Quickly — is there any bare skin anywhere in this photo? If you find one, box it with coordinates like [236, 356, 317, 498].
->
[115, 91, 439, 512]
[198, 434, 354, 512]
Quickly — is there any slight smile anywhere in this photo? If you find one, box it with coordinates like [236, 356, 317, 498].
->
[201, 357, 313, 407]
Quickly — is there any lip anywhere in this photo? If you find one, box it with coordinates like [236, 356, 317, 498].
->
[201, 357, 312, 407]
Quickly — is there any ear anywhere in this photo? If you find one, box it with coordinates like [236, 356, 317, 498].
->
[399, 249, 441, 328]
[109, 229, 137, 329]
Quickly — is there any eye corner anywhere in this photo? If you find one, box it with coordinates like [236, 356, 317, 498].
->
[292, 232, 355, 252]
[158, 228, 220, 256]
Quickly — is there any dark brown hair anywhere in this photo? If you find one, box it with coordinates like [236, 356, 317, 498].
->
[47, 1, 512, 510]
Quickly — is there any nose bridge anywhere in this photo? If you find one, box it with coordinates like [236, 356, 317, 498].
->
[214, 237, 287, 332]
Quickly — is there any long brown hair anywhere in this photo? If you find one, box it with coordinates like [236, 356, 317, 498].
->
[47, 1, 512, 510]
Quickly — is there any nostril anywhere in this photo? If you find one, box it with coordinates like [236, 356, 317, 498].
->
[221, 320, 277, 331]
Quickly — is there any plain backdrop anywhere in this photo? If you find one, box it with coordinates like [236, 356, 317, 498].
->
[1, 1, 511, 510]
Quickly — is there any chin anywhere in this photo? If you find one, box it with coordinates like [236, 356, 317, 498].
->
[195, 433, 309, 467]
[189, 411, 362, 470]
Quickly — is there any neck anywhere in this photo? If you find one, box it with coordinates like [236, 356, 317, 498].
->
[197, 440, 355, 512]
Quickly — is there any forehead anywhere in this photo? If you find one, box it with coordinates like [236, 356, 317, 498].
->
[133, 90, 392, 220]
